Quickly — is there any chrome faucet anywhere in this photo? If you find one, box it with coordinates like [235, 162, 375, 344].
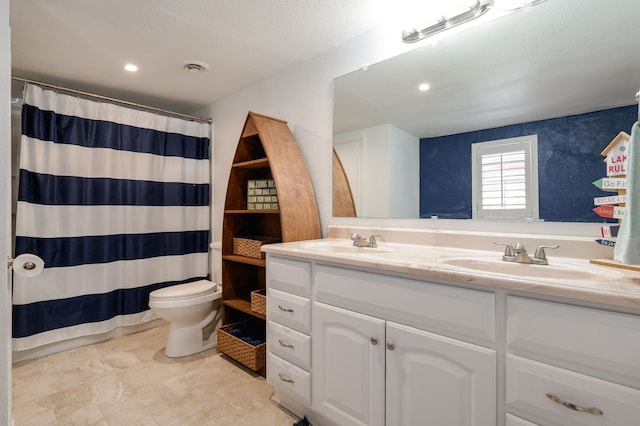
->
[494, 241, 559, 265]
[351, 233, 382, 248]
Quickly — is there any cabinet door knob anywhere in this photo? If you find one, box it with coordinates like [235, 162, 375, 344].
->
[278, 373, 295, 384]
[546, 393, 603, 415]
[278, 339, 294, 348]
[370, 337, 378, 345]
[386, 342, 395, 351]
[278, 305, 294, 313]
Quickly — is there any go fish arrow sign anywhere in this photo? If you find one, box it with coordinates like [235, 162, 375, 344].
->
[593, 205, 625, 219]
[592, 178, 627, 191]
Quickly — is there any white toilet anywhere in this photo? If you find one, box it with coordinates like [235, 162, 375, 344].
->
[149, 279, 222, 357]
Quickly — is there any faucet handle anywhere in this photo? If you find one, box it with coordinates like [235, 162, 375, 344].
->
[368, 234, 382, 248]
[534, 244, 559, 260]
[351, 233, 364, 246]
[493, 241, 515, 259]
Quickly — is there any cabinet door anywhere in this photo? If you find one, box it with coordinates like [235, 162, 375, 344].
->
[386, 322, 496, 426]
[312, 302, 385, 426]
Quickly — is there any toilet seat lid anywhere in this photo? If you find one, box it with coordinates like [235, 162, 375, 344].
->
[149, 280, 217, 301]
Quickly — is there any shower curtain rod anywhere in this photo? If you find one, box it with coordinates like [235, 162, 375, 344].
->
[11, 76, 213, 124]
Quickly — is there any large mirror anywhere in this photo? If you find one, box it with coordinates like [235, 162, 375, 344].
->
[333, 0, 640, 221]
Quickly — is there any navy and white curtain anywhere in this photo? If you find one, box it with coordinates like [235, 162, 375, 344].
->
[13, 84, 211, 351]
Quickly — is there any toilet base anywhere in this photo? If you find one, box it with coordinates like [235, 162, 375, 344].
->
[164, 312, 218, 358]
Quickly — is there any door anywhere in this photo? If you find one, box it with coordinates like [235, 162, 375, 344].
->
[312, 302, 385, 426]
[1, 1, 13, 420]
[386, 321, 497, 426]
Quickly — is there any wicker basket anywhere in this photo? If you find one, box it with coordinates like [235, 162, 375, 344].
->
[251, 289, 266, 315]
[217, 322, 266, 371]
[233, 236, 281, 259]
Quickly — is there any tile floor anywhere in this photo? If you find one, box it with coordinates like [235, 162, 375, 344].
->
[12, 325, 299, 426]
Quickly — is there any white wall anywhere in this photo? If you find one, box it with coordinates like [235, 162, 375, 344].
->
[388, 125, 419, 218]
[199, 21, 603, 246]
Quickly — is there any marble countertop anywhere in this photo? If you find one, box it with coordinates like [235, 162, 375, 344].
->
[262, 238, 640, 310]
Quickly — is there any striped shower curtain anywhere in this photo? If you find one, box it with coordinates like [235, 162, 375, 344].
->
[12, 84, 211, 351]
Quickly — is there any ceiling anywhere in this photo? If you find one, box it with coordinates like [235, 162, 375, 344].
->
[11, 0, 640, 130]
[9, 0, 394, 114]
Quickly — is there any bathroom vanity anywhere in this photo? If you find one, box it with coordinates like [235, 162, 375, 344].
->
[263, 226, 640, 426]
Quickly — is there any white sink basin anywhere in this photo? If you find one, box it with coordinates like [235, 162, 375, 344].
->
[298, 240, 397, 254]
[441, 257, 616, 281]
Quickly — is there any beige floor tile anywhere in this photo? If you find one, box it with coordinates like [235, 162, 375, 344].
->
[12, 325, 299, 426]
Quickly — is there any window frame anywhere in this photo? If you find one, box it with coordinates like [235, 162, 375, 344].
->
[471, 135, 539, 220]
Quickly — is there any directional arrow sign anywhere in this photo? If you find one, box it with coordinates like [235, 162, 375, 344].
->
[595, 239, 616, 247]
[593, 205, 625, 219]
[592, 178, 627, 191]
[594, 194, 627, 205]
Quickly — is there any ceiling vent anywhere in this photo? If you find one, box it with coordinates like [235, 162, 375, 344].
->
[183, 60, 209, 74]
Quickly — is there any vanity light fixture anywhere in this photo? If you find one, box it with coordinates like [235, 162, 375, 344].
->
[124, 63, 138, 72]
[418, 83, 431, 92]
[402, 0, 494, 43]
[401, 0, 549, 44]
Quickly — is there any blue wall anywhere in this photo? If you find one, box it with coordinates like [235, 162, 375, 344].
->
[419, 105, 636, 222]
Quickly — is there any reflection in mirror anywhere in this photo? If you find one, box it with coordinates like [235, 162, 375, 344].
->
[332, 149, 356, 217]
[333, 0, 640, 221]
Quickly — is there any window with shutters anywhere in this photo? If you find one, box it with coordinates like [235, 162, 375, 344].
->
[471, 135, 539, 220]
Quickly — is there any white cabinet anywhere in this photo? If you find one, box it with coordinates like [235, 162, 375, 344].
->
[267, 253, 640, 426]
[312, 302, 496, 426]
[266, 257, 313, 405]
[386, 321, 496, 426]
[506, 296, 640, 425]
[506, 413, 541, 426]
[312, 302, 385, 426]
[312, 263, 497, 425]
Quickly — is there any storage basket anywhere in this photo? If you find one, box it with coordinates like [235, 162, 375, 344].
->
[233, 236, 281, 259]
[250, 289, 266, 315]
[216, 321, 266, 371]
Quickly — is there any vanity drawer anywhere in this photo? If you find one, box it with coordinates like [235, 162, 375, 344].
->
[267, 352, 311, 405]
[314, 264, 495, 346]
[266, 256, 311, 297]
[506, 354, 640, 426]
[506, 296, 640, 388]
[267, 288, 311, 333]
[267, 320, 311, 370]
[505, 414, 540, 426]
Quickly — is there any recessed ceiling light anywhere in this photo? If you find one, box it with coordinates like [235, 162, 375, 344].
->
[418, 83, 431, 92]
[124, 64, 138, 72]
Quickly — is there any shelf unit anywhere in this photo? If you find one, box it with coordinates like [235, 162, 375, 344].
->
[221, 112, 321, 374]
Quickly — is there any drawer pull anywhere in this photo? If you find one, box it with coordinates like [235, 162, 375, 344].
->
[278, 305, 294, 313]
[279, 373, 295, 384]
[546, 393, 603, 415]
[278, 339, 295, 348]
